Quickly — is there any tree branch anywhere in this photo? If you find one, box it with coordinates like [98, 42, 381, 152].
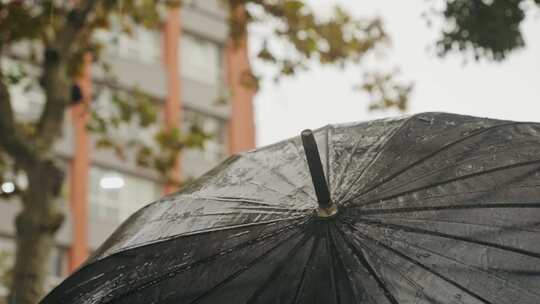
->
[37, 0, 103, 148]
[0, 76, 36, 167]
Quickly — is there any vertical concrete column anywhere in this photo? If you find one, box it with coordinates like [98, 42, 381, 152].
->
[226, 5, 256, 155]
[163, 7, 183, 194]
[68, 53, 92, 272]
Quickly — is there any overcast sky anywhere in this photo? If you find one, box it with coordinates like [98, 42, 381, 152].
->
[252, 0, 540, 146]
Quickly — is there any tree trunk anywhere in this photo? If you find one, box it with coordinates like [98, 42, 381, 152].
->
[8, 160, 64, 304]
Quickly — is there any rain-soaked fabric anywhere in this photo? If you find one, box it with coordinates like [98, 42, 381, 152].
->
[42, 112, 540, 304]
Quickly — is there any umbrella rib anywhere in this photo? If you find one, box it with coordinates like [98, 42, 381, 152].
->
[334, 117, 411, 203]
[181, 211, 309, 218]
[188, 228, 308, 304]
[331, 131, 364, 195]
[353, 181, 540, 208]
[328, 223, 360, 303]
[324, 225, 340, 304]
[190, 195, 292, 208]
[341, 221, 495, 304]
[333, 225, 400, 304]
[245, 233, 313, 304]
[355, 219, 540, 260]
[246, 152, 317, 202]
[102, 219, 309, 304]
[333, 223, 432, 301]
[292, 235, 321, 304]
[356, 202, 540, 215]
[350, 158, 540, 208]
[380, 230, 540, 298]
[91, 215, 308, 266]
[357, 141, 540, 202]
[358, 214, 540, 234]
[229, 206, 314, 213]
[348, 122, 526, 203]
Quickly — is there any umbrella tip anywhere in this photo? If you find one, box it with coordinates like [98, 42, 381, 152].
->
[301, 129, 338, 218]
[301, 129, 313, 137]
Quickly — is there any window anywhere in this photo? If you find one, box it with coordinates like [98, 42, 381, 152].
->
[118, 27, 161, 64]
[89, 166, 161, 222]
[180, 34, 221, 85]
[94, 24, 161, 64]
[183, 109, 227, 164]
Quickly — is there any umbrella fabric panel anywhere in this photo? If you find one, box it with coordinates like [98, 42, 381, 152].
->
[360, 218, 540, 298]
[349, 112, 507, 197]
[115, 222, 308, 304]
[327, 116, 409, 204]
[338, 224, 489, 304]
[89, 195, 310, 262]
[344, 118, 540, 207]
[340, 220, 540, 304]
[45, 217, 307, 304]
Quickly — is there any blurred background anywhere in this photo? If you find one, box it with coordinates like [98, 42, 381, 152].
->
[0, 0, 539, 302]
[255, 0, 540, 145]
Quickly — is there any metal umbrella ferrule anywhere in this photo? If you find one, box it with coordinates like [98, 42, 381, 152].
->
[301, 129, 338, 218]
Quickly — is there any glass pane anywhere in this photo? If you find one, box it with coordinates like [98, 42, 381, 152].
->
[180, 34, 220, 84]
[88, 166, 160, 222]
[118, 26, 161, 63]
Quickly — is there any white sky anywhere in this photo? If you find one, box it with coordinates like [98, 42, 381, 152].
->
[252, 0, 540, 146]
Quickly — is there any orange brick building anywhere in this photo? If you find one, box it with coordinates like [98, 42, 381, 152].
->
[0, 1, 255, 291]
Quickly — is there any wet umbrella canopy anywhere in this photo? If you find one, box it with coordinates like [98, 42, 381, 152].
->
[42, 112, 540, 303]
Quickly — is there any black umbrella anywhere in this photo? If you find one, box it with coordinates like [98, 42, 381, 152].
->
[42, 112, 540, 304]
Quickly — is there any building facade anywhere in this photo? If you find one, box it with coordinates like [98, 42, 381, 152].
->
[0, 0, 255, 294]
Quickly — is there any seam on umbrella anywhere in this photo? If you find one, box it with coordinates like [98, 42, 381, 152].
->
[356, 202, 540, 215]
[341, 221, 495, 304]
[327, 223, 359, 303]
[352, 181, 540, 209]
[353, 158, 540, 209]
[228, 206, 314, 213]
[346, 121, 535, 206]
[357, 134, 540, 203]
[331, 129, 365, 200]
[190, 195, 292, 207]
[189, 194, 314, 210]
[330, 116, 406, 202]
[90, 215, 308, 267]
[101, 219, 311, 304]
[333, 224, 400, 304]
[292, 233, 320, 304]
[288, 138, 319, 202]
[334, 222, 433, 303]
[365, 223, 540, 298]
[245, 233, 314, 304]
[335, 115, 414, 204]
[358, 212, 540, 234]
[354, 219, 540, 260]
[324, 224, 340, 304]
[186, 229, 308, 304]
[245, 151, 317, 203]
